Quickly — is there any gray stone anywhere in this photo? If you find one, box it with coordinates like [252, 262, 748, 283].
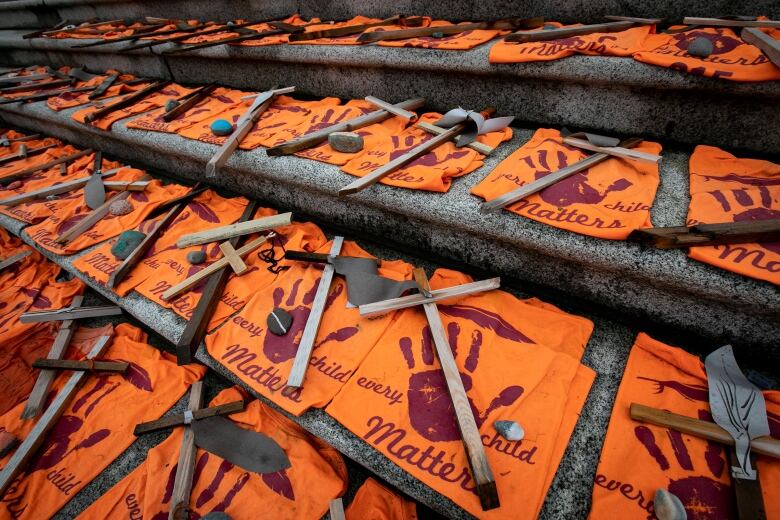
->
[266, 307, 292, 335]
[328, 131, 363, 153]
[108, 198, 133, 216]
[431, 32, 445, 38]
[687, 37, 714, 58]
[493, 420, 524, 441]
[187, 250, 206, 264]
[654, 489, 687, 520]
[45, 194, 58, 201]
[110, 230, 145, 260]
[164, 99, 179, 113]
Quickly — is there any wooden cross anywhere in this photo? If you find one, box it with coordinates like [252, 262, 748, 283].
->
[20, 303, 122, 323]
[0, 334, 112, 497]
[741, 27, 780, 67]
[504, 18, 660, 43]
[31, 358, 128, 373]
[0, 250, 31, 272]
[288, 15, 423, 42]
[163, 20, 311, 55]
[360, 268, 503, 510]
[0, 175, 144, 207]
[133, 398, 245, 435]
[169, 381, 203, 520]
[358, 17, 544, 43]
[0, 143, 58, 166]
[119, 19, 270, 52]
[682, 17, 780, 29]
[83, 81, 168, 123]
[629, 219, 780, 249]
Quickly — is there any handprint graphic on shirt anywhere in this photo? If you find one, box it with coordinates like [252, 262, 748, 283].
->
[398, 303, 533, 442]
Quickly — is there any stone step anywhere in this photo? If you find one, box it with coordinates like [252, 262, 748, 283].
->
[0, 203, 636, 520]
[0, 29, 777, 153]
[0, 98, 777, 363]
[0, 0, 778, 28]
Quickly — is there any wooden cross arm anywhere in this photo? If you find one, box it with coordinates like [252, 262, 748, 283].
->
[219, 242, 248, 274]
[416, 122, 494, 155]
[682, 17, 780, 28]
[630, 403, 780, 459]
[0, 251, 31, 271]
[175, 212, 292, 248]
[628, 219, 780, 249]
[359, 277, 501, 317]
[134, 400, 245, 435]
[32, 358, 128, 373]
[161, 234, 271, 301]
[0, 143, 58, 165]
[562, 136, 661, 163]
[741, 27, 780, 68]
[20, 305, 122, 323]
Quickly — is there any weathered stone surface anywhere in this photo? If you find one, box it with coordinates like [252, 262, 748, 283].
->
[187, 250, 206, 264]
[328, 131, 363, 153]
[687, 37, 714, 58]
[494, 420, 524, 441]
[108, 198, 132, 216]
[110, 229, 145, 260]
[210, 119, 233, 136]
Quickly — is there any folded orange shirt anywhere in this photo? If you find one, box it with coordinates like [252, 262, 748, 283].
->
[490, 22, 654, 63]
[78, 387, 347, 520]
[372, 20, 506, 50]
[346, 478, 418, 520]
[206, 239, 413, 416]
[685, 145, 779, 285]
[25, 174, 187, 255]
[633, 25, 780, 81]
[0, 323, 205, 520]
[0, 151, 123, 224]
[126, 87, 247, 134]
[72, 83, 197, 130]
[327, 269, 595, 519]
[47, 72, 143, 111]
[341, 112, 512, 192]
[589, 332, 780, 519]
[471, 128, 661, 239]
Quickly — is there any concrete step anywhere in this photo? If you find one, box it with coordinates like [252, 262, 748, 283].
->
[0, 97, 777, 363]
[0, 0, 778, 28]
[0, 30, 777, 154]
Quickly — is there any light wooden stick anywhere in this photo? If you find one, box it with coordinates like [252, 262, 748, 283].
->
[631, 403, 780, 459]
[20, 304, 122, 323]
[562, 137, 661, 163]
[0, 171, 122, 206]
[219, 242, 248, 274]
[161, 234, 271, 301]
[328, 498, 346, 520]
[169, 381, 204, 520]
[416, 122, 493, 155]
[741, 27, 780, 67]
[413, 269, 499, 510]
[205, 87, 295, 177]
[32, 359, 128, 373]
[683, 17, 780, 28]
[0, 250, 31, 271]
[365, 96, 417, 121]
[286, 237, 344, 388]
[0, 335, 112, 497]
[176, 212, 292, 247]
[505, 20, 637, 43]
[21, 295, 84, 419]
[359, 277, 501, 317]
[480, 137, 642, 213]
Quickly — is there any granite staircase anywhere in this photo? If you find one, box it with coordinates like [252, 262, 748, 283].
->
[0, 0, 778, 518]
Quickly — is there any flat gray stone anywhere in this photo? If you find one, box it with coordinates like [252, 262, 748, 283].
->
[110, 229, 145, 259]
[328, 131, 363, 153]
[187, 249, 206, 264]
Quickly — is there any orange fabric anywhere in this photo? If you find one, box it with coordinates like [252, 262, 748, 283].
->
[0, 323, 205, 520]
[25, 175, 188, 255]
[589, 332, 780, 520]
[685, 145, 780, 285]
[234, 15, 315, 47]
[72, 83, 197, 130]
[0, 151, 122, 224]
[490, 22, 653, 63]
[341, 112, 513, 192]
[633, 25, 780, 82]
[471, 128, 661, 239]
[0, 324, 110, 417]
[0, 140, 68, 181]
[327, 268, 595, 518]
[372, 20, 505, 50]
[176, 94, 341, 148]
[345, 478, 418, 520]
[0, 133, 59, 159]
[78, 386, 347, 520]
[205, 239, 413, 416]
[47, 72, 144, 111]
[126, 86, 247, 133]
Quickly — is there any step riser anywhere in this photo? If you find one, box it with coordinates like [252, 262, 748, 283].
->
[1, 0, 778, 28]
[1, 105, 776, 361]
[1, 46, 777, 154]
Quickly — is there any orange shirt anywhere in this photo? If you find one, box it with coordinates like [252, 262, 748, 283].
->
[346, 478, 418, 520]
[372, 20, 505, 50]
[78, 387, 347, 520]
[633, 26, 780, 81]
[326, 269, 595, 518]
[206, 239, 413, 416]
[471, 128, 661, 239]
[490, 22, 653, 63]
[686, 145, 779, 285]
[589, 333, 780, 519]
[0, 323, 206, 520]
[341, 112, 513, 192]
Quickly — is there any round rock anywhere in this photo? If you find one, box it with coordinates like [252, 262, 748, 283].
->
[431, 32, 445, 38]
[328, 132, 364, 153]
[187, 250, 206, 265]
[211, 119, 234, 137]
[6, 180, 22, 190]
[687, 37, 713, 58]
[202, 513, 232, 520]
[493, 420, 524, 441]
[111, 230, 146, 260]
[109, 199, 133, 216]
[267, 307, 293, 336]
[164, 99, 180, 113]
